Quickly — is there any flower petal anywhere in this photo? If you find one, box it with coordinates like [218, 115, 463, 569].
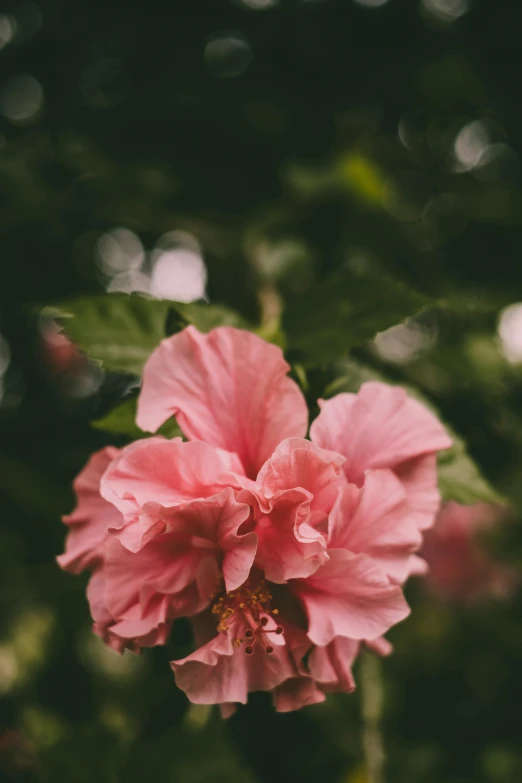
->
[101, 438, 240, 551]
[395, 454, 441, 532]
[294, 549, 410, 646]
[242, 487, 328, 583]
[107, 596, 172, 649]
[308, 637, 359, 693]
[102, 536, 208, 620]
[171, 614, 296, 705]
[157, 487, 256, 592]
[365, 636, 393, 656]
[272, 677, 326, 712]
[57, 446, 121, 574]
[328, 470, 422, 584]
[136, 326, 308, 477]
[172, 631, 249, 706]
[310, 382, 452, 481]
[256, 438, 345, 525]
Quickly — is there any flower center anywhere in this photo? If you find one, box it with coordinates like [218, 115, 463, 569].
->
[211, 580, 283, 655]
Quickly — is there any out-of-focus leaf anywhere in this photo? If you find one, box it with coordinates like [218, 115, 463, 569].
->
[91, 397, 144, 438]
[53, 294, 250, 376]
[123, 720, 256, 783]
[40, 723, 125, 783]
[171, 302, 250, 333]
[0, 453, 70, 521]
[92, 396, 181, 440]
[283, 266, 433, 364]
[324, 358, 501, 505]
[52, 294, 170, 375]
[323, 359, 389, 398]
[337, 151, 385, 206]
[437, 438, 504, 505]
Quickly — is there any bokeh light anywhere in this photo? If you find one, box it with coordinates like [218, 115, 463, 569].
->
[0, 646, 18, 694]
[80, 633, 145, 681]
[204, 32, 252, 78]
[96, 227, 147, 295]
[149, 232, 207, 302]
[233, 0, 279, 9]
[0, 13, 17, 50]
[374, 319, 437, 364]
[97, 227, 208, 302]
[453, 121, 489, 172]
[96, 228, 145, 276]
[0, 332, 10, 406]
[353, 0, 392, 7]
[0, 608, 55, 695]
[422, 0, 470, 23]
[0, 74, 43, 124]
[498, 303, 522, 364]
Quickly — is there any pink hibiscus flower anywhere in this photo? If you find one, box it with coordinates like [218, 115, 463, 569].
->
[58, 325, 451, 711]
[421, 502, 518, 602]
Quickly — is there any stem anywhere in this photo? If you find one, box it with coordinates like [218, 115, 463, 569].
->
[360, 650, 385, 783]
[258, 283, 282, 327]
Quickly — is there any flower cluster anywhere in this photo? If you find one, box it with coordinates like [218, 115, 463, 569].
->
[58, 326, 451, 713]
[422, 502, 517, 602]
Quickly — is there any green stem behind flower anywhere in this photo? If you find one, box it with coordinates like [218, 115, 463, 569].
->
[360, 651, 385, 783]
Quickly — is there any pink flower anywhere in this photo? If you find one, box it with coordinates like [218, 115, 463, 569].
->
[136, 326, 309, 479]
[238, 438, 345, 583]
[41, 320, 85, 375]
[171, 460, 413, 710]
[310, 383, 452, 537]
[58, 325, 451, 712]
[421, 502, 517, 602]
[57, 446, 121, 574]
[99, 437, 247, 553]
[63, 466, 256, 652]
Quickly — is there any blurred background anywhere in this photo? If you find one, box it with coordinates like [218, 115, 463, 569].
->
[1, 0, 522, 781]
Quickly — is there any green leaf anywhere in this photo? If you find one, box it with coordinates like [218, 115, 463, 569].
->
[437, 438, 503, 505]
[283, 265, 433, 364]
[325, 358, 501, 506]
[92, 396, 182, 440]
[53, 294, 170, 375]
[53, 294, 250, 375]
[323, 358, 389, 398]
[171, 302, 250, 333]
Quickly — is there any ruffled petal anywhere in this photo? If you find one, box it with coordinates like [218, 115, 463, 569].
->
[136, 326, 308, 477]
[171, 614, 296, 705]
[103, 536, 209, 619]
[310, 382, 452, 482]
[57, 446, 121, 574]
[293, 549, 410, 646]
[365, 636, 393, 656]
[308, 637, 359, 693]
[101, 438, 241, 551]
[328, 470, 422, 584]
[106, 596, 172, 649]
[172, 631, 249, 705]
[87, 536, 206, 654]
[272, 677, 326, 712]
[256, 438, 345, 525]
[241, 487, 328, 583]
[156, 488, 256, 592]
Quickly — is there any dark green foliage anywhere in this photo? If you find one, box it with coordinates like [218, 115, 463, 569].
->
[2, 1, 522, 782]
[284, 265, 433, 364]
